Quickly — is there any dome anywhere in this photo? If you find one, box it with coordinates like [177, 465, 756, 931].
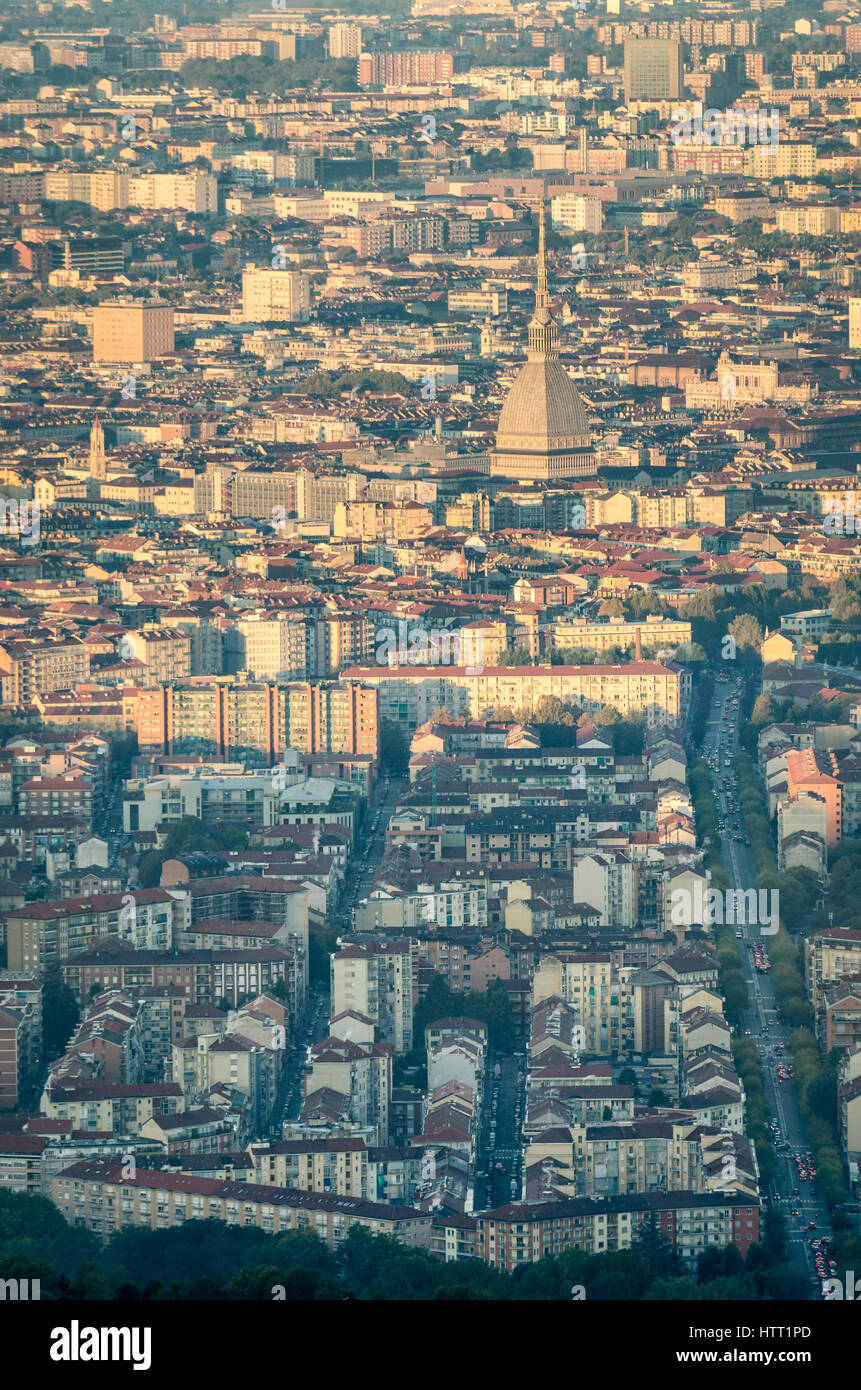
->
[495, 357, 590, 453]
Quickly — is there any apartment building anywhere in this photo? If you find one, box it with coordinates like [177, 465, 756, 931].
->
[304, 1036, 392, 1142]
[172, 1032, 276, 1134]
[477, 1191, 760, 1272]
[41, 1083, 183, 1133]
[328, 22, 362, 57]
[7, 888, 179, 975]
[784, 747, 842, 844]
[357, 49, 453, 84]
[550, 195, 604, 234]
[331, 943, 414, 1054]
[61, 944, 295, 1011]
[532, 953, 617, 1056]
[824, 978, 861, 1055]
[241, 268, 311, 323]
[92, 303, 175, 363]
[128, 172, 217, 213]
[43, 169, 129, 210]
[122, 768, 286, 834]
[51, 1160, 431, 1248]
[574, 852, 636, 928]
[526, 1118, 706, 1199]
[623, 39, 683, 101]
[0, 975, 42, 1110]
[805, 929, 861, 1037]
[448, 287, 508, 317]
[250, 1137, 368, 1196]
[341, 662, 689, 733]
[18, 775, 93, 826]
[225, 615, 315, 681]
[333, 499, 435, 543]
[354, 881, 488, 935]
[135, 680, 379, 761]
[549, 615, 691, 656]
[124, 628, 191, 687]
[48, 991, 144, 1090]
[0, 637, 90, 703]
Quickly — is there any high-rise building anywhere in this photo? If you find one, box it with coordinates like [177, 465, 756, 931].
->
[328, 21, 362, 58]
[128, 172, 217, 214]
[92, 303, 174, 363]
[850, 298, 861, 350]
[492, 199, 594, 481]
[623, 39, 684, 102]
[357, 50, 453, 86]
[135, 680, 379, 761]
[43, 169, 129, 210]
[241, 269, 311, 323]
[331, 942, 414, 1052]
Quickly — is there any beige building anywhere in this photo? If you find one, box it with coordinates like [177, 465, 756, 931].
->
[331, 942, 414, 1054]
[805, 929, 861, 1036]
[125, 627, 191, 687]
[129, 172, 217, 213]
[623, 38, 683, 101]
[328, 21, 362, 57]
[340, 661, 690, 732]
[550, 615, 691, 656]
[525, 1118, 704, 1199]
[250, 1136, 368, 1196]
[242, 268, 311, 323]
[92, 303, 174, 363]
[44, 169, 129, 210]
[532, 952, 617, 1056]
[52, 1159, 430, 1248]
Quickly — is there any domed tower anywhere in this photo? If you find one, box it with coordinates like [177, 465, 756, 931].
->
[493, 198, 594, 481]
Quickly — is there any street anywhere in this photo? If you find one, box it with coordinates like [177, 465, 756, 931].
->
[475, 1053, 525, 1209]
[701, 672, 833, 1297]
[340, 775, 406, 928]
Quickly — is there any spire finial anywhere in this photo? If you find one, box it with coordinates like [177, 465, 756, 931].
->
[537, 194, 548, 307]
[527, 192, 558, 361]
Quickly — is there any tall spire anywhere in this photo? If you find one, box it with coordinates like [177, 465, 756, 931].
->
[89, 416, 106, 481]
[536, 195, 549, 310]
[527, 194, 559, 362]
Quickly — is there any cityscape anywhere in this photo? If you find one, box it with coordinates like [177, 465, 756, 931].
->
[0, 0, 861, 1334]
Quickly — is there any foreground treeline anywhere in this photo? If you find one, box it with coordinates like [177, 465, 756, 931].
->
[0, 1192, 821, 1301]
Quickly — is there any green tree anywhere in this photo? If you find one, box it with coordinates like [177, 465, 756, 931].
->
[728, 614, 764, 654]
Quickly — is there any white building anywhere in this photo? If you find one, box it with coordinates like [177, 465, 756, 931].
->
[128, 173, 217, 214]
[574, 851, 636, 928]
[328, 22, 362, 57]
[550, 194, 604, 235]
[241, 268, 311, 323]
